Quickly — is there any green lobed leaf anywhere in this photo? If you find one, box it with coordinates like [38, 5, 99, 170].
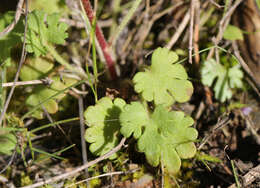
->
[84, 97, 126, 159]
[223, 25, 244, 41]
[25, 10, 68, 57]
[25, 76, 77, 119]
[0, 131, 17, 155]
[20, 56, 54, 81]
[201, 59, 243, 102]
[133, 47, 193, 106]
[120, 103, 198, 173]
[46, 13, 68, 45]
[120, 102, 149, 139]
[29, 0, 66, 14]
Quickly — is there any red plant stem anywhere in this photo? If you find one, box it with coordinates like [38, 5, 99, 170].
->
[81, 0, 117, 80]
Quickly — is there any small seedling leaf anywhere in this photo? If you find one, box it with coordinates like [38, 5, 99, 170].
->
[25, 76, 77, 118]
[133, 47, 193, 106]
[201, 59, 243, 102]
[25, 10, 68, 57]
[0, 131, 17, 155]
[20, 56, 54, 81]
[84, 97, 126, 159]
[223, 25, 244, 41]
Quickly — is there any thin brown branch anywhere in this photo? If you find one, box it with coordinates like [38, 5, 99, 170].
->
[21, 137, 126, 188]
[78, 96, 89, 179]
[0, 0, 28, 126]
[166, 10, 190, 49]
[207, 0, 243, 60]
[60, 18, 113, 28]
[194, 0, 200, 64]
[198, 114, 231, 150]
[232, 41, 260, 94]
[189, 0, 195, 64]
[228, 164, 260, 188]
[209, 0, 225, 9]
[66, 168, 140, 187]
[136, 2, 183, 50]
[0, 0, 24, 38]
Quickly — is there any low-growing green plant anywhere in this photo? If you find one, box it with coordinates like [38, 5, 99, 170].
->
[201, 58, 243, 102]
[0, 10, 84, 119]
[84, 47, 198, 174]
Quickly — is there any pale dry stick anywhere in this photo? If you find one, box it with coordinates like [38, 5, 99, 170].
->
[2, 78, 53, 87]
[189, 0, 195, 64]
[198, 114, 231, 150]
[21, 137, 126, 188]
[239, 110, 260, 145]
[166, 10, 190, 49]
[0, 0, 28, 126]
[206, 0, 243, 60]
[228, 164, 260, 188]
[209, 0, 225, 9]
[193, 0, 200, 64]
[0, 0, 24, 38]
[66, 168, 139, 187]
[0, 146, 17, 174]
[71, 87, 89, 95]
[78, 96, 89, 179]
[60, 18, 113, 29]
[136, 2, 183, 49]
[232, 41, 260, 93]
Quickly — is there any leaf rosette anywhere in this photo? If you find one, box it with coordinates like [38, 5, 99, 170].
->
[120, 102, 198, 173]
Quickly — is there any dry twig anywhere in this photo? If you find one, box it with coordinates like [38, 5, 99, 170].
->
[166, 10, 190, 49]
[2, 78, 53, 88]
[198, 114, 231, 150]
[228, 164, 260, 188]
[232, 41, 260, 94]
[189, 0, 195, 64]
[0, 0, 28, 126]
[66, 168, 139, 187]
[207, 0, 243, 60]
[78, 96, 89, 178]
[0, 0, 24, 38]
[21, 137, 126, 188]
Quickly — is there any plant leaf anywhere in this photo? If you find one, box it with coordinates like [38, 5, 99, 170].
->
[133, 47, 193, 106]
[84, 97, 126, 159]
[25, 10, 68, 57]
[223, 25, 244, 41]
[25, 76, 77, 119]
[20, 56, 54, 81]
[120, 103, 198, 173]
[0, 131, 17, 155]
[201, 59, 243, 102]
[29, 0, 66, 14]
[120, 102, 149, 139]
